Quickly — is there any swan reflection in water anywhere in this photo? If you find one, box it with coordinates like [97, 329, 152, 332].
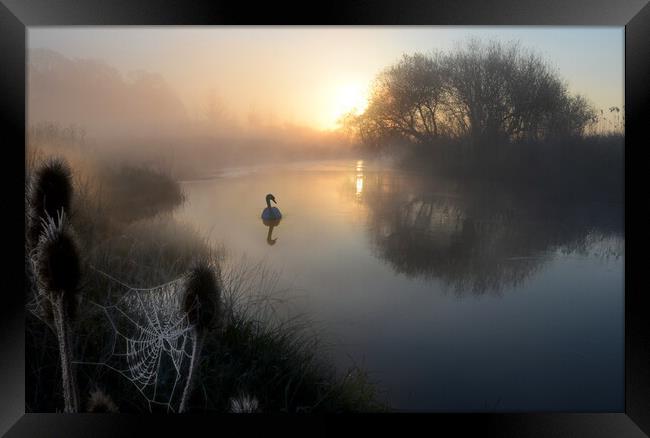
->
[263, 217, 281, 245]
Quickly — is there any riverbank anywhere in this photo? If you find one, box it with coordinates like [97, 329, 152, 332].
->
[25, 144, 385, 413]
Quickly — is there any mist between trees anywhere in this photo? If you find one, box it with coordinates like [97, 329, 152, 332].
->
[27, 49, 353, 180]
[340, 39, 623, 201]
[28, 40, 623, 201]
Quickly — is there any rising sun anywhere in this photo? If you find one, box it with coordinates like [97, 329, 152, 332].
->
[328, 82, 368, 128]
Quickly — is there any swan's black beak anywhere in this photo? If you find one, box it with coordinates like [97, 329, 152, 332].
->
[272, 198, 278, 204]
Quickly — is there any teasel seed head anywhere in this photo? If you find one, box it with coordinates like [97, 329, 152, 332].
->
[229, 393, 260, 413]
[28, 158, 73, 249]
[183, 260, 221, 333]
[86, 389, 119, 413]
[35, 212, 81, 319]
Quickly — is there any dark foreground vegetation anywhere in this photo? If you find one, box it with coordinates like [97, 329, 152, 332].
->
[25, 136, 383, 413]
[342, 40, 623, 203]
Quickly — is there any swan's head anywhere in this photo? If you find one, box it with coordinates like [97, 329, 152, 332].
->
[265, 193, 277, 205]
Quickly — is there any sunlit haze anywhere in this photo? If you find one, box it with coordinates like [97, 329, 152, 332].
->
[28, 27, 623, 132]
[25, 26, 625, 414]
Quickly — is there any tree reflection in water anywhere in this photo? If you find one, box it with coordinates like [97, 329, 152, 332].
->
[343, 169, 623, 295]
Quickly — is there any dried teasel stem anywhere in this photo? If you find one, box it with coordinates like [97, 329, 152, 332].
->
[51, 294, 78, 412]
[178, 327, 205, 413]
[35, 212, 81, 413]
[178, 261, 221, 413]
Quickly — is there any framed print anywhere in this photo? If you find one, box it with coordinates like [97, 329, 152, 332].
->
[1, 0, 648, 436]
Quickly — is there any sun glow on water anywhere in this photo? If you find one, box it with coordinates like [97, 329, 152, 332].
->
[355, 160, 364, 198]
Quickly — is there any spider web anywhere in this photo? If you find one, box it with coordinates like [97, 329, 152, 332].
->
[76, 268, 198, 412]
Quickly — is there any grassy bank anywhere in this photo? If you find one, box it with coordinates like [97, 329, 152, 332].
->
[25, 143, 384, 413]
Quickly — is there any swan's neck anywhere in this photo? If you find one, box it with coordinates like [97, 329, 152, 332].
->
[266, 198, 272, 209]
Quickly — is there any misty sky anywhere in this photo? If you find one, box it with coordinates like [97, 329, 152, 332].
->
[28, 27, 624, 131]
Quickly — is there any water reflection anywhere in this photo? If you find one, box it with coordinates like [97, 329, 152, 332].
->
[355, 160, 364, 200]
[262, 218, 281, 245]
[177, 161, 624, 411]
[355, 175, 364, 198]
[344, 169, 623, 295]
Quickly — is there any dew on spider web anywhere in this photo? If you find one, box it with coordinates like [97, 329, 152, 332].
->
[74, 269, 199, 412]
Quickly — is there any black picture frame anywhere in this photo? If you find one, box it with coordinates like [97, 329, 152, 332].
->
[1, 0, 648, 436]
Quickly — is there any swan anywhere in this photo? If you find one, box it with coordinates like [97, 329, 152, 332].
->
[261, 194, 282, 220]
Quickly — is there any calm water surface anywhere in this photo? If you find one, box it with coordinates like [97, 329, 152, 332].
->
[175, 159, 624, 411]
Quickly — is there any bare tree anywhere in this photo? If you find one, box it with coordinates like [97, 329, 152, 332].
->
[348, 39, 596, 152]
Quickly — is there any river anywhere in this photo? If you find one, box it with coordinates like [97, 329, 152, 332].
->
[175, 159, 624, 411]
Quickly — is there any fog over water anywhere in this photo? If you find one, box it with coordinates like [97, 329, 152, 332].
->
[175, 160, 623, 411]
[26, 27, 624, 412]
